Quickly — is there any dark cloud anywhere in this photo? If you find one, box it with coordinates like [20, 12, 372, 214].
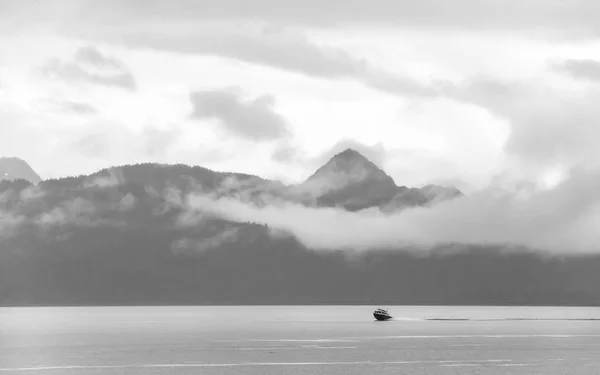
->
[74, 46, 127, 69]
[446, 77, 600, 168]
[42, 46, 136, 90]
[3, 1, 442, 98]
[11, 0, 600, 36]
[190, 89, 290, 141]
[552, 59, 600, 82]
[3, 3, 495, 98]
[85, 24, 438, 98]
[172, 26, 367, 79]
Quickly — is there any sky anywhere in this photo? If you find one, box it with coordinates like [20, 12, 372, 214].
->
[2, 0, 600, 193]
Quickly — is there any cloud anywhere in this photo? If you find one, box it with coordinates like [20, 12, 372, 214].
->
[0, 173, 134, 237]
[2, 12, 440, 98]
[35, 197, 96, 227]
[0, 210, 26, 238]
[171, 227, 240, 256]
[141, 126, 183, 157]
[82, 170, 123, 188]
[190, 89, 290, 141]
[74, 46, 127, 70]
[272, 143, 302, 164]
[95, 23, 439, 98]
[14, 0, 600, 37]
[118, 193, 136, 211]
[179, 25, 367, 79]
[56, 100, 98, 115]
[33, 197, 129, 232]
[42, 46, 136, 90]
[154, 186, 185, 216]
[185, 165, 600, 253]
[69, 119, 183, 161]
[552, 59, 600, 83]
[446, 77, 600, 171]
[0, 184, 113, 232]
[19, 185, 45, 201]
[73, 132, 112, 158]
[360, 69, 442, 97]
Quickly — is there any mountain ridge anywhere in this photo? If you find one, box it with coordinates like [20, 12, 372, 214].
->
[6, 150, 600, 307]
[2, 149, 462, 212]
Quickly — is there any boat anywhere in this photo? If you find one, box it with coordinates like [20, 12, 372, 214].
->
[373, 308, 392, 321]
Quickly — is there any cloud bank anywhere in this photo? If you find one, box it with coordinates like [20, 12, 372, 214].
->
[184, 166, 600, 254]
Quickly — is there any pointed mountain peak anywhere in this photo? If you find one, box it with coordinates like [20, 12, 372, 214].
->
[0, 157, 42, 184]
[300, 147, 397, 202]
[328, 148, 380, 167]
[335, 148, 366, 159]
[296, 148, 399, 210]
[308, 148, 384, 181]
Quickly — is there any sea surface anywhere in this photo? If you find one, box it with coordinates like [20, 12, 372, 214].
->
[1, 306, 600, 374]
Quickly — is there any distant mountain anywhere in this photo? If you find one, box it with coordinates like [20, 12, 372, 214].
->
[299, 148, 398, 210]
[297, 148, 462, 211]
[0, 157, 41, 184]
[2, 152, 600, 307]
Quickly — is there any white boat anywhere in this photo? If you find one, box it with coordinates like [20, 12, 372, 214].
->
[373, 308, 392, 321]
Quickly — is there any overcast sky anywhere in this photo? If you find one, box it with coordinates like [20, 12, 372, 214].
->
[2, 0, 600, 191]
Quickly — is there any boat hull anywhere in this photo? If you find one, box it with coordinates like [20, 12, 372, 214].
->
[373, 313, 392, 321]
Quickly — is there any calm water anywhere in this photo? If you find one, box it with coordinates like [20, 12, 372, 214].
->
[1, 306, 600, 374]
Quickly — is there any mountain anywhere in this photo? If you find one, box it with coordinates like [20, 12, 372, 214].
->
[1, 152, 600, 307]
[297, 148, 461, 211]
[0, 157, 42, 184]
[299, 148, 399, 210]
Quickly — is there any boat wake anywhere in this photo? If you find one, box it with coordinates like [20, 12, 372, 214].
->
[372, 317, 600, 322]
[389, 317, 423, 321]
[426, 318, 600, 321]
